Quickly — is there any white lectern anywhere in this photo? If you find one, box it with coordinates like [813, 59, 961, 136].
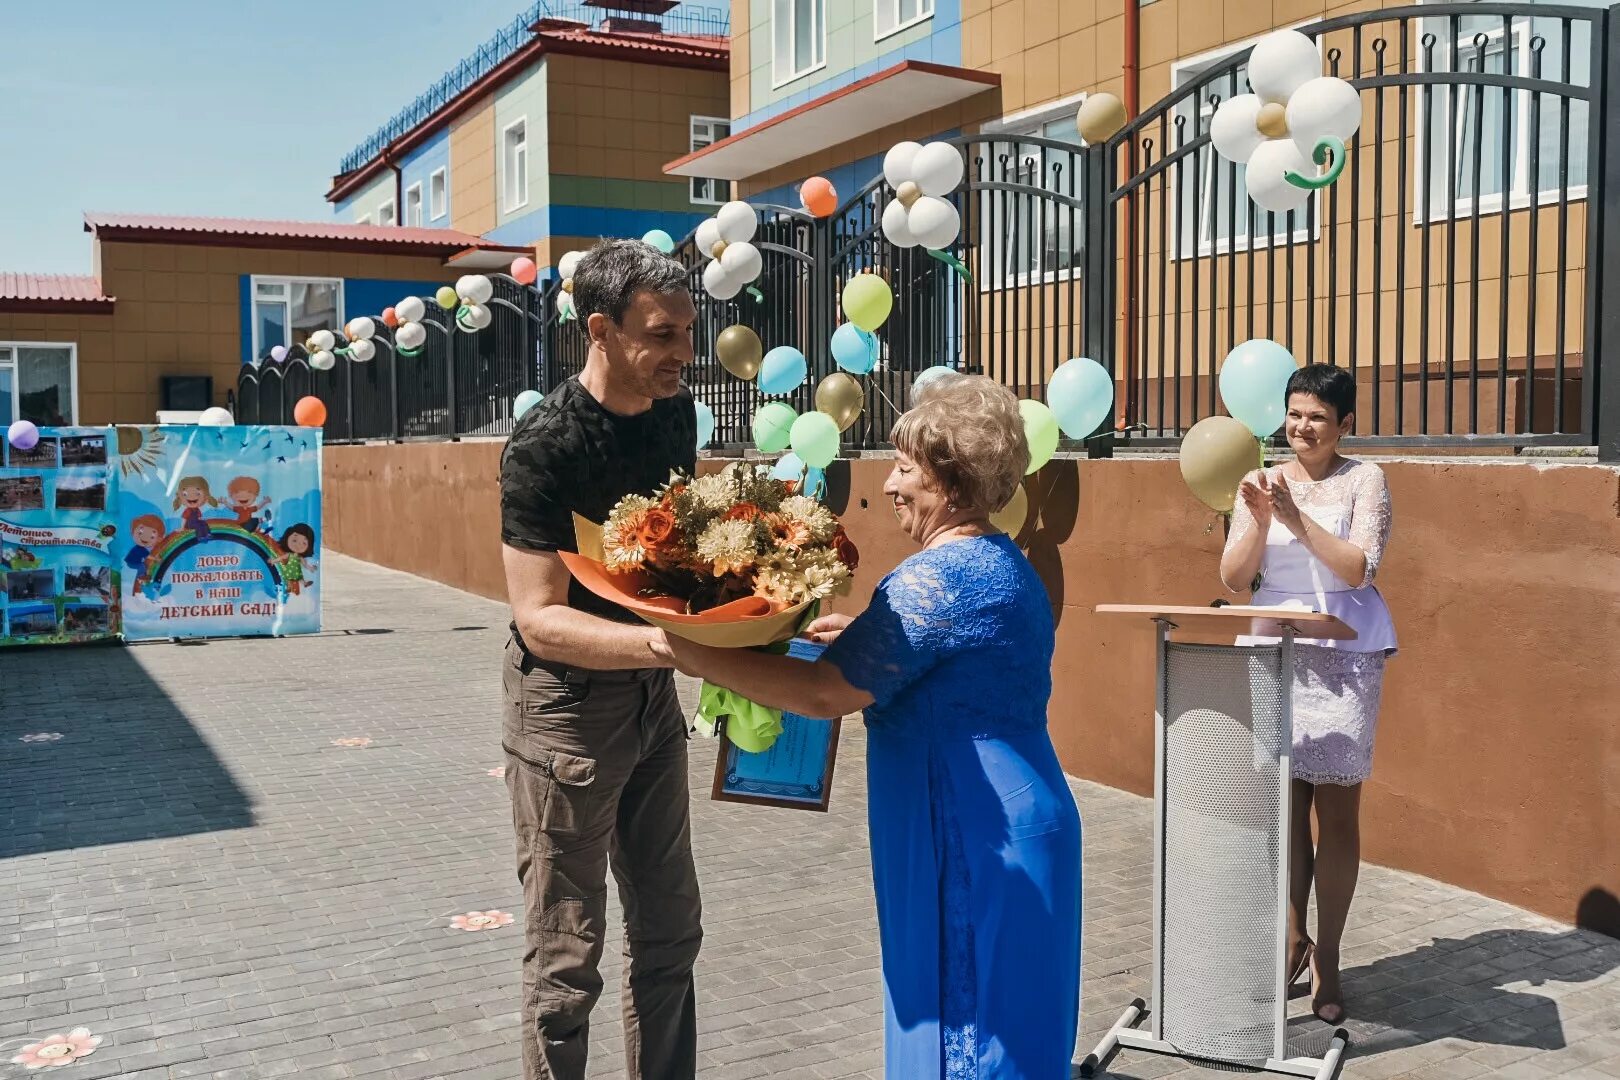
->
[1080, 605, 1353, 1080]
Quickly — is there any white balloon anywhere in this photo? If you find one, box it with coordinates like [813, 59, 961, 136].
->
[309, 349, 336, 371]
[458, 303, 493, 332]
[348, 339, 377, 363]
[719, 240, 763, 283]
[1248, 29, 1321, 105]
[883, 141, 923, 188]
[1246, 138, 1313, 214]
[881, 199, 918, 248]
[703, 259, 744, 300]
[346, 316, 376, 342]
[396, 321, 427, 350]
[556, 291, 575, 317]
[1287, 76, 1363, 158]
[198, 407, 234, 426]
[1210, 93, 1265, 164]
[396, 296, 426, 323]
[908, 196, 961, 250]
[309, 329, 336, 352]
[557, 251, 583, 280]
[716, 200, 757, 244]
[695, 218, 723, 259]
[912, 142, 964, 197]
[456, 274, 494, 305]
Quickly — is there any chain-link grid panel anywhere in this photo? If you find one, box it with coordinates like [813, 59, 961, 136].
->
[1160, 642, 1288, 1064]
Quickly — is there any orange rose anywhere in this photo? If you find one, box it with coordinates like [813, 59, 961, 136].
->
[638, 508, 676, 548]
[723, 502, 762, 522]
[832, 526, 860, 571]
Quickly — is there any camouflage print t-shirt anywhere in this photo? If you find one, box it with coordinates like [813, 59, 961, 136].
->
[500, 376, 696, 625]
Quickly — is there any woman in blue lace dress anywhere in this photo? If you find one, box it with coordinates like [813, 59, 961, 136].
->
[650, 374, 1082, 1079]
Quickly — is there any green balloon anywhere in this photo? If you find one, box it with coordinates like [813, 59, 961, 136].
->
[753, 401, 798, 453]
[790, 410, 841, 468]
[1020, 399, 1059, 475]
[841, 273, 893, 332]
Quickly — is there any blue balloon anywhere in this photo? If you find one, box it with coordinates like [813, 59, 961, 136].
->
[1219, 338, 1299, 437]
[830, 323, 878, 375]
[801, 466, 827, 500]
[694, 398, 716, 450]
[912, 365, 956, 398]
[769, 452, 805, 481]
[642, 229, 675, 254]
[1046, 356, 1115, 439]
[513, 389, 543, 419]
[758, 346, 808, 396]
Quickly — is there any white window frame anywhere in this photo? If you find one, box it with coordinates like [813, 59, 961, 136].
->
[249, 276, 346, 364]
[429, 166, 448, 220]
[1172, 30, 1321, 260]
[502, 117, 530, 213]
[689, 116, 733, 205]
[772, 0, 827, 88]
[0, 342, 78, 426]
[377, 198, 396, 226]
[874, 0, 933, 42]
[1413, 8, 1589, 224]
[978, 92, 1090, 290]
[404, 182, 424, 227]
[356, 214, 373, 225]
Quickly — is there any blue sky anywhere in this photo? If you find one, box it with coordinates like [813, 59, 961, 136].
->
[0, 2, 715, 275]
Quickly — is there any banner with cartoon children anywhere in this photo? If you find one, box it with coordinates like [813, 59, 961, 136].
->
[0, 427, 119, 646]
[113, 425, 321, 641]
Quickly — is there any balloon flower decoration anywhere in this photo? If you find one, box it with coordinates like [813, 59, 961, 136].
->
[449, 275, 495, 334]
[555, 250, 583, 321]
[303, 329, 338, 371]
[342, 317, 378, 363]
[695, 201, 764, 302]
[880, 141, 971, 281]
[393, 296, 429, 357]
[1209, 29, 1362, 214]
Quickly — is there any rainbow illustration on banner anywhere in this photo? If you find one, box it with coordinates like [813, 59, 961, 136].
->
[142, 523, 287, 595]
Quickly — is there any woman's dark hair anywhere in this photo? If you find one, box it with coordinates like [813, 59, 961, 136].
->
[1286, 363, 1356, 423]
[280, 523, 315, 551]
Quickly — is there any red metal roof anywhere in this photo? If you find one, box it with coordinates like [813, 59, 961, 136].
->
[82, 213, 530, 258]
[530, 24, 727, 62]
[0, 273, 114, 314]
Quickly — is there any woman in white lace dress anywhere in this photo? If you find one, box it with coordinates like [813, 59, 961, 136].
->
[1219, 364, 1395, 1025]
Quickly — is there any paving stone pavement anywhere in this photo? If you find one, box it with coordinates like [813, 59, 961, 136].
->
[3, 554, 1619, 1080]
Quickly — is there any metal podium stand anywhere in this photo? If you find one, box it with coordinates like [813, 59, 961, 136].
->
[1080, 605, 1354, 1080]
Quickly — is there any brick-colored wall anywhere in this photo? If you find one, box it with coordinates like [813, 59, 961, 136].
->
[451, 95, 499, 237]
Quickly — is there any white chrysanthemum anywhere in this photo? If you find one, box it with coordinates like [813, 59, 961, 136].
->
[695, 518, 757, 574]
[686, 473, 736, 514]
[779, 495, 836, 542]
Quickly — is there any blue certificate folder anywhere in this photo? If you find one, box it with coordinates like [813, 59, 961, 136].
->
[711, 638, 842, 812]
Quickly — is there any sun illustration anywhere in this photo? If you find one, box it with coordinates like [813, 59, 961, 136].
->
[116, 426, 168, 479]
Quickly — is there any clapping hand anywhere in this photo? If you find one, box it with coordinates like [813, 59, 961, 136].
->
[1238, 473, 1273, 529]
[1264, 472, 1306, 535]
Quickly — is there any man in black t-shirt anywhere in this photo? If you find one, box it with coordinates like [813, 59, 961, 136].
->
[499, 239, 700, 1080]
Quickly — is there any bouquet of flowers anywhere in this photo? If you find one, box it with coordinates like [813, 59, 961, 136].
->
[559, 463, 859, 752]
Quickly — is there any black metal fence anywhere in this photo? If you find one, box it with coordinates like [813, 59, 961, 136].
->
[240, 2, 1620, 460]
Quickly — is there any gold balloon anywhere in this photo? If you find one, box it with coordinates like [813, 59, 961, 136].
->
[989, 482, 1029, 536]
[1076, 92, 1128, 144]
[814, 372, 864, 433]
[715, 324, 764, 380]
[1179, 415, 1259, 513]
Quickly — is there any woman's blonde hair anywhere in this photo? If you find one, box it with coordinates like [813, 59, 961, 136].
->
[891, 372, 1027, 514]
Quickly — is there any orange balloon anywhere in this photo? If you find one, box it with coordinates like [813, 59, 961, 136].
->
[381, 307, 399, 328]
[293, 396, 328, 427]
[800, 176, 837, 218]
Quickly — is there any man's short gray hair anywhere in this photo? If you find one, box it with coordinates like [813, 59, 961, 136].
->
[571, 239, 691, 324]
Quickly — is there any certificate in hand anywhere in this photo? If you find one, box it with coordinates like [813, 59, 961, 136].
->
[710, 638, 842, 813]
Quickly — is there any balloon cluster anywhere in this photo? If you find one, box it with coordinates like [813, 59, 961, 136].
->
[879, 141, 964, 251]
[696, 201, 763, 301]
[1210, 29, 1362, 213]
[343, 317, 379, 363]
[387, 296, 430, 356]
[1179, 339, 1301, 513]
[554, 250, 584, 321]
[444, 274, 495, 334]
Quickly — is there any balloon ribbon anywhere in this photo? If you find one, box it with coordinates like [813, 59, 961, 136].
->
[1284, 136, 1347, 191]
[397, 345, 424, 358]
[925, 248, 973, 284]
[747, 286, 765, 303]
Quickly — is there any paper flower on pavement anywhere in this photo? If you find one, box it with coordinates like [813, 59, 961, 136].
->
[450, 910, 514, 932]
[453, 274, 494, 335]
[695, 201, 763, 301]
[20, 732, 63, 743]
[393, 296, 428, 356]
[11, 1027, 103, 1069]
[487, 766, 506, 779]
[880, 141, 964, 250]
[1209, 29, 1362, 213]
[331, 737, 372, 748]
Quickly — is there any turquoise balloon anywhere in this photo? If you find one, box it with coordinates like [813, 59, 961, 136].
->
[1046, 356, 1114, 439]
[790, 410, 840, 468]
[513, 389, 542, 419]
[801, 466, 827, 500]
[831, 323, 878, 374]
[693, 398, 715, 449]
[753, 401, 798, 453]
[912, 365, 955, 399]
[769, 452, 805, 482]
[642, 229, 675, 254]
[1220, 338, 1299, 437]
[758, 346, 808, 395]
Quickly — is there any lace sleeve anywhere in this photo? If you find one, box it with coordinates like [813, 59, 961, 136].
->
[822, 557, 956, 706]
[1347, 464, 1392, 587]
[1224, 469, 1264, 549]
